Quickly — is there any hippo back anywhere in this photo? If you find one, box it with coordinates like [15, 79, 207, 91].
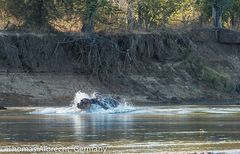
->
[98, 97, 120, 109]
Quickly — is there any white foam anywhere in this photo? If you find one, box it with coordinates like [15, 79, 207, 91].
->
[30, 107, 80, 115]
[71, 91, 90, 107]
[126, 106, 240, 115]
[29, 91, 240, 115]
[30, 91, 135, 115]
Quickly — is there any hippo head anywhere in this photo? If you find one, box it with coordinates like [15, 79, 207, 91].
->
[77, 98, 91, 110]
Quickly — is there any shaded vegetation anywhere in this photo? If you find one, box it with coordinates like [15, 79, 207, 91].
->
[186, 53, 234, 92]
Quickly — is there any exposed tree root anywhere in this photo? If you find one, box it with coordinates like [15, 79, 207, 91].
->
[0, 31, 192, 82]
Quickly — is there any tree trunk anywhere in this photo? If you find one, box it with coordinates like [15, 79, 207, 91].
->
[81, 0, 97, 33]
[199, 12, 203, 27]
[27, 0, 46, 30]
[138, 1, 143, 31]
[128, 0, 134, 31]
[37, 0, 43, 25]
[212, 6, 222, 28]
[230, 13, 237, 30]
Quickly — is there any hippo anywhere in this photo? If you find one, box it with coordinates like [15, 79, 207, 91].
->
[0, 100, 7, 110]
[0, 106, 7, 110]
[77, 94, 122, 111]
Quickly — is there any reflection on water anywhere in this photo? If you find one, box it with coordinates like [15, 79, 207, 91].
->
[0, 105, 240, 153]
[71, 114, 133, 142]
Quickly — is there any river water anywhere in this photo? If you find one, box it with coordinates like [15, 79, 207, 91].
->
[0, 105, 240, 153]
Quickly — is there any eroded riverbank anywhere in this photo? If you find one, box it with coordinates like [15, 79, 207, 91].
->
[1, 29, 240, 106]
[1, 73, 240, 107]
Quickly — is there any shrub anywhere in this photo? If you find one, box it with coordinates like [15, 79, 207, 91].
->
[186, 54, 234, 92]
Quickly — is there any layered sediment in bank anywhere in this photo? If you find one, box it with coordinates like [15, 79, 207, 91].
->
[0, 29, 240, 106]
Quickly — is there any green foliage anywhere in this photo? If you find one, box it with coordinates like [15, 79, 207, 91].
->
[1, 0, 68, 30]
[231, 0, 240, 15]
[206, 0, 232, 8]
[186, 54, 234, 92]
[95, 0, 120, 24]
[195, 0, 237, 27]
[138, 0, 183, 30]
[86, 0, 120, 31]
[195, 0, 212, 18]
[1, 0, 240, 31]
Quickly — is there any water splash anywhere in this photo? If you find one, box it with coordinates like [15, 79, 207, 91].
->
[30, 91, 240, 115]
[71, 91, 91, 108]
[30, 107, 80, 115]
[30, 91, 135, 115]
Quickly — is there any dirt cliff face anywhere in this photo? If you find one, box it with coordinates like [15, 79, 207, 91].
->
[0, 29, 240, 106]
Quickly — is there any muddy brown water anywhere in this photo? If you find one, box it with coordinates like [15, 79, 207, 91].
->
[0, 105, 240, 153]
